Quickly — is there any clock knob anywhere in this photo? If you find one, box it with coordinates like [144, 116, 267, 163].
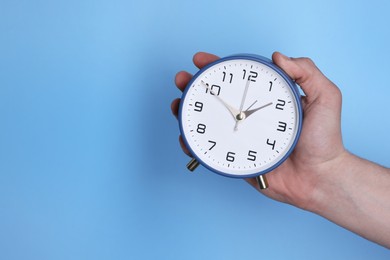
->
[256, 175, 269, 190]
[187, 158, 200, 171]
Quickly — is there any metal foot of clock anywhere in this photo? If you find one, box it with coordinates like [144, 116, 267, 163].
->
[256, 175, 268, 190]
[187, 158, 200, 171]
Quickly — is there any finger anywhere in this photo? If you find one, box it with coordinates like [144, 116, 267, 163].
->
[272, 52, 339, 101]
[193, 52, 220, 69]
[175, 71, 193, 92]
[246, 177, 261, 191]
[179, 135, 191, 156]
[245, 176, 274, 198]
[171, 98, 180, 119]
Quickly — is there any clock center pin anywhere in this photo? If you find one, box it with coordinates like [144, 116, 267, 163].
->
[236, 112, 246, 121]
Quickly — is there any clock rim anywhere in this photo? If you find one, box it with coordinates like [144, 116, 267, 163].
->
[178, 54, 303, 178]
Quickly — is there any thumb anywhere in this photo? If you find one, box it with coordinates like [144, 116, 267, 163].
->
[272, 52, 340, 102]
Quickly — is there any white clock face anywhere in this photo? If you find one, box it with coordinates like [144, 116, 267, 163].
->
[180, 57, 301, 177]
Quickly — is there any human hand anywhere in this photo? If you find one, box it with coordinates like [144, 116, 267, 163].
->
[171, 51, 346, 211]
[172, 53, 390, 248]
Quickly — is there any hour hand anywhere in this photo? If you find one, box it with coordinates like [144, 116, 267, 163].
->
[201, 80, 239, 120]
[244, 102, 273, 118]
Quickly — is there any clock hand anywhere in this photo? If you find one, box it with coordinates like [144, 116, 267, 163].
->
[243, 102, 273, 118]
[238, 79, 251, 112]
[200, 80, 240, 120]
[245, 100, 258, 111]
[234, 79, 251, 130]
[233, 101, 273, 131]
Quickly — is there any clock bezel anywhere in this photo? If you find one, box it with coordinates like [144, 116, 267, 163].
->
[178, 54, 303, 178]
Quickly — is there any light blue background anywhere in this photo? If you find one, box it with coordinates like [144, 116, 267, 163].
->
[1, 0, 389, 259]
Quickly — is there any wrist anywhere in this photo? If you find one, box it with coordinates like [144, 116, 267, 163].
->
[303, 151, 390, 248]
[301, 150, 355, 214]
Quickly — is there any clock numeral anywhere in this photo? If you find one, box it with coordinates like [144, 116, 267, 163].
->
[205, 84, 221, 96]
[242, 69, 258, 82]
[247, 150, 257, 161]
[196, 123, 206, 134]
[275, 99, 286, 110]
[268, 81, 273, 92]
[266, 138, 276, 150]
[226, 151, 235, 162]
[277, 121, 287, 132]
[222, 72, 233, 83]
[208, 140, 216, 150]
[194, 101, 203, 112]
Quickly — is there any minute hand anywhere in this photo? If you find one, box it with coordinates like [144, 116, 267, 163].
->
[243, 102, 273, 118]
[201, 80, 240, 120]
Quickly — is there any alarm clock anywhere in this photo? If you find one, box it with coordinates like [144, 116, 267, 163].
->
[178, 54, 303, 189]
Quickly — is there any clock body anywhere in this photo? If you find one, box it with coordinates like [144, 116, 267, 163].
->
[179, 54, 302, 178]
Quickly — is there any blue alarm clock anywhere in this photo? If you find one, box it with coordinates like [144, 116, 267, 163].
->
[179, 54, 303, 189]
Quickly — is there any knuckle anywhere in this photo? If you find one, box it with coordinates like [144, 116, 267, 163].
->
[301, 57, 315, 66]
[331, 84, 342, 101]
[294, 57, 316, 70]
[294, 57, 318, 84]
[321, 83, 342, 105]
